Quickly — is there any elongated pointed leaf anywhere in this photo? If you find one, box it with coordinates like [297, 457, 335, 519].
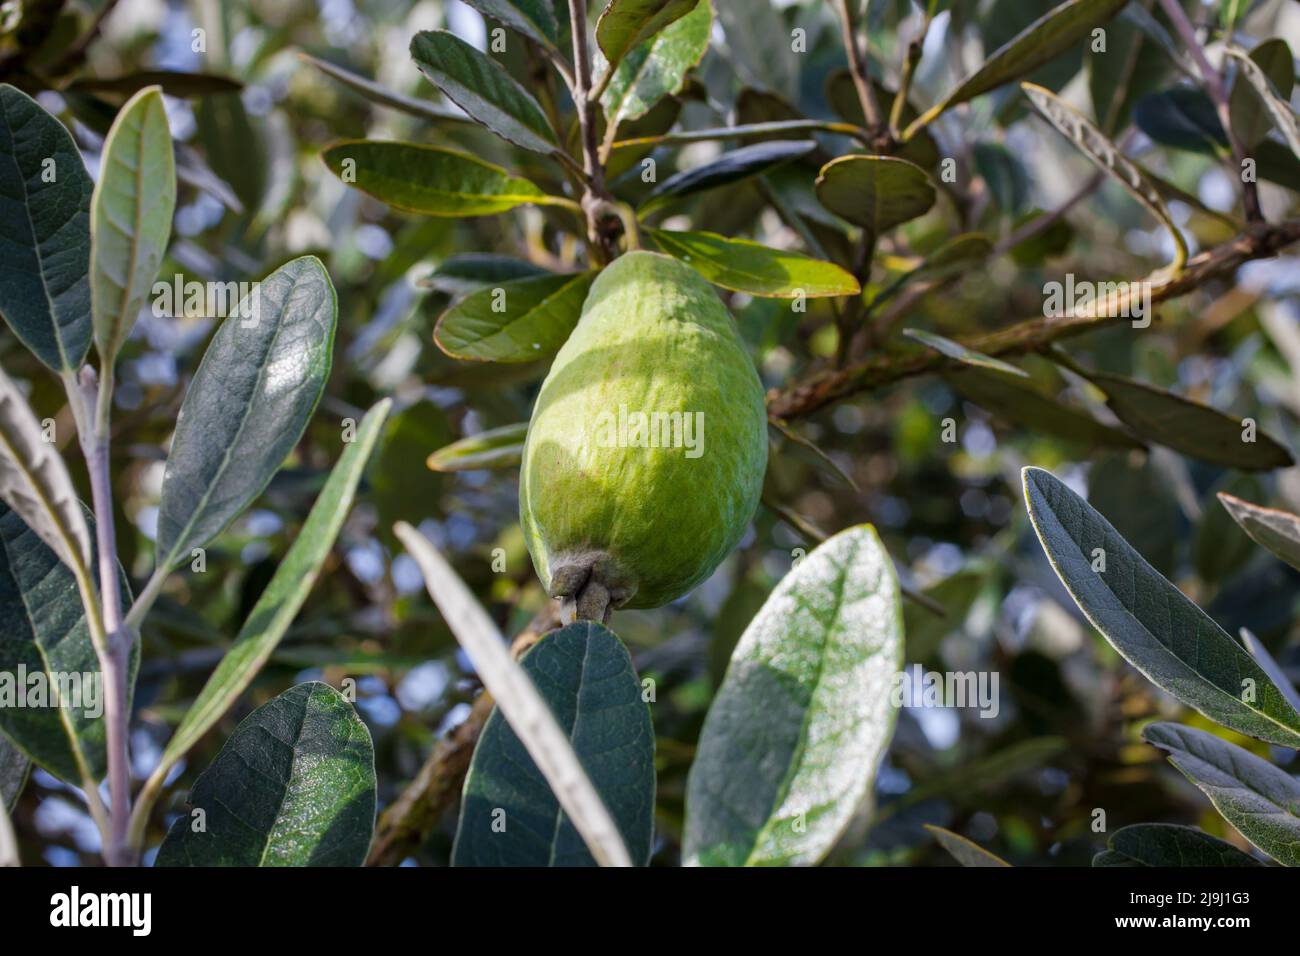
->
[421, 254, 551, 295]
[453, 622, 655, 866]
[410, 31, 557, 155]
[904, 329, 1027, 377]
[945, 368, 1143, 449]
[434, 271, 596, 362]
[1218, 493, 1300, 572]
[1022, 82, 1186, 267]
[1142, 722, 1300, 867]
[1228, 40, 1295, 150]
[1226, 45, 1300, 160]
[684, 525, 903, 866]
[0, 84, 93, 372]
[0, 501, 134, 785]
[91, 86, 176, 366]
[1082, 371, 1293, 471]
[0, 366, 92, 574]
[395, 523, 633, 866]
[298, 53, 473, 125]
[156, 257, 336, 571]
[1093, 823, 1261, 867]
[426, 422, 528, 472]
[640, 139, 815, 212]
[155, 681, 376, 866]
[1240, 627, 1300, 713]
[0, 735, 28, 812]
[925, 825, 1011, 867]
[904, 0, 1129, 139]
[461, 0, 560, 53]
[647, 228, 859, 298]
[1023, 467, 1300, 748]
[814, 155, 935, 234]
[149, 400, 389, 792]
[322, 140, 559, 216]
[601, 0, 711, 131]
[596, 0, 700, 74]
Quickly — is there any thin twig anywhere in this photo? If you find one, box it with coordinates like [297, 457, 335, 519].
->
[569, 0, 617, 263]
[836, 0, 881, 131]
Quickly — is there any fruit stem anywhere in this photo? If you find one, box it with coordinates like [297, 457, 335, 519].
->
[560, 579, 612, 626]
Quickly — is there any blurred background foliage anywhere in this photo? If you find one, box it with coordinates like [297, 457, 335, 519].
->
[4, 0, 1300, 866]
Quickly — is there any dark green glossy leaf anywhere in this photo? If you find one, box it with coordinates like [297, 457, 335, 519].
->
[460, 0, 560, 53]
[647, 228, 860, 298]
[322, 140, 559, 216]
[420, 254, 551, 294]
[945, 367, 1143, 449]
[596, 0, 700, 74]
[1023, 467, 1300, 748]
[0, 501, 134, 785]
[640, 139, 815, 212]
[814, 155, 935, 234]
[905, 0, 1129, 138]
[1228, 39, 1295, 150]
[410, 30, 557, 155]
[1142, 722, 1300, 867]
[434, 271, 596, 362]
[903, 329, 1027, 377]
[0, 735, 28, 812]
[684, 525, 903, 866]
[452, 622, 655, 866]
[155, 682, 376, 867]
[195, 93, 265, 213]
[1083, 371, 1293, 470]
[601, 0, 711, 131]
[1218, 492, 1300, 572]
[90, 86, 175, 366]
[156, 257, 337, 572]
[426, 422, 528, 472]
[149, 401, 389, 792]
[925, 824, 1011, 866]
[1134, 86, 1225, 153]
[1093, 822, 1262, 867]
[0, 83, 92, 372]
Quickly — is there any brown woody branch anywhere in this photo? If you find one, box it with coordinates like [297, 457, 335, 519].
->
[365, 602, 561, 866]
[768, 217, 1300, 421]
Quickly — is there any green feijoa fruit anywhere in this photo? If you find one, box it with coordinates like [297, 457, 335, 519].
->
[520, 251, 767, 615]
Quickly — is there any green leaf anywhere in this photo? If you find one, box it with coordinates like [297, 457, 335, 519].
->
[1217, 492, 1300, 572]
[973, 142, 1030, 217]
[65, 71, 242, 98]
[904, 0, 1130, 139]
[90, 86, 176, 367]
[421, 254, 551, 294]
[925, 824, 1011, 866]
[684, 524, 903, 866]
[0, 501, 135, 785]
[426, 422, 528, 472]
[434, 271, 596, 363]
[155, 682, 376, 867]
[903, 329, 1028, 377]
[148, 401, 389, 794]
[1022, 467, 1300, 748]
[322, 140, 561, 217]
[1135, 86, 1226, 153]
[640, 139, 815, 212]
[460, 0, 560, 54]
[1142, 722, 1300, 867]
[601, 0, 711, 131]
[1088, 8, 1170, 135]
[814, 155, 935, 234]
[944, 368, 1143, 449]
[156, 256, 337, 572]
[195, 93, 265, 213]
[369, 401, 449, 539]
[409, 30, 557, 155]
[1193, 474, 1262, 584]
[1093, 822, 1262, 867]
[1226, 44, 1300, 159]
[0, 366, 93, 575]
[0, 83, 93, 372]
[452, 622, 655, 866]
[298, 53, 474, 126]
[1081, 371, 1293, 471]
[0, 735, 28, 812]
[1022, 82, 1186, 267]
[647, 228, 861, 298]
[596, 0, 701, 75]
